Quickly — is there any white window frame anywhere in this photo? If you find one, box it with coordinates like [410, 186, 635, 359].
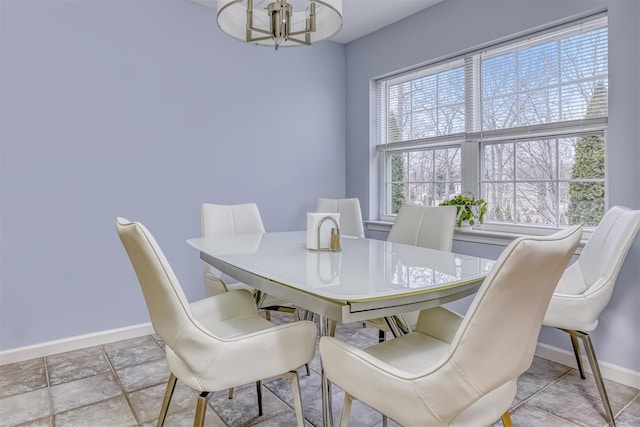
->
[379, 140, 464, 222]
[375, 14, 608, 232]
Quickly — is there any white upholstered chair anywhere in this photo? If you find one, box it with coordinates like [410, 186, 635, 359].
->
[320, 225, 582, 427]
[116, 217, 317, 427]
[386, 203, 457, 250]
[201, 203, 310, 381]
[201, 203, 292, 311]
[314, 197, 365, 238]
[543, 206, 640, 426]
[367, 204, 457, 339]
[310, 197, 365, 334]
[201, 203, 266, 296]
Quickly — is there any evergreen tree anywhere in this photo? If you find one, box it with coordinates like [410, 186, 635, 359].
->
[391, 154, 405, 213]
[388, 113, 405, 213]
[566, 82, 606, 226]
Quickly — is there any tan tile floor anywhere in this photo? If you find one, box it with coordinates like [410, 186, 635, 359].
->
[1, 315, 639, 427]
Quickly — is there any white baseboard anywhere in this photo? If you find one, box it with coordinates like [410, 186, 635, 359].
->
[0, 323, 154, 366]
[1, 326, 638, 390]
[535, 342, 640, 389]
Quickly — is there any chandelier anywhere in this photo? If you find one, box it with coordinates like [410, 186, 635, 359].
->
[216, 0, 342, 50]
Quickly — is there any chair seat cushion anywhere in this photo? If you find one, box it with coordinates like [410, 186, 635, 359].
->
[364, 331, 450, 375]
[195, 311, 275, 340]
[165, 290, 317, 392]
[552, 264, 589, 296]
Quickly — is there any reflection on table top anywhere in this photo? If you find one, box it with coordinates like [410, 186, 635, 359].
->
[188, 231, 494, 303]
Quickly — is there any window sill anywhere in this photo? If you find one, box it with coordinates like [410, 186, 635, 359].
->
[365, 220, 586, 252]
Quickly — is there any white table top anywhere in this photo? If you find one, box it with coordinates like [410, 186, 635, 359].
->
[190, 231, 495, 427]
[188, 231, 494, 303]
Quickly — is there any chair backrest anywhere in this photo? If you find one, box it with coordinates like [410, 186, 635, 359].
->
[314, 197, 365, 238]
[543, 206, 640, 331]
[386, 204, 457, 251]
[116, 217, 218, 371]
[200, 203, 266, 294]
[441, 225, 582, 399]
[201, 203, 265, 238]
[575, 205, 640, 297]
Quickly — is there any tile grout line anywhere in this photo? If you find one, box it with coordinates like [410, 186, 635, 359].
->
[520, 368, 615, 426]
[145, 333, 170, 427]
[1, 325, 637, 427]
[552, 367, 633, 426]
[261, 368, 318, 427]
[149, 333, 235, 427]
[521, 367, 575, 407]
[612, 388, 640, 422]
[43, 355, 55, 427]
[43, 345, 140, 426]
[101, 339, 142, 426]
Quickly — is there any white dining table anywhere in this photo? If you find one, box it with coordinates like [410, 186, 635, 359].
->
[188, 231, 494, 426]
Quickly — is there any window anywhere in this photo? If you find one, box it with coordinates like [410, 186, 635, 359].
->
[377, 15, 608, 228]
[481, 133, 605, 226]
[385, 146, 461, 214]
[379, 60, 466, 219]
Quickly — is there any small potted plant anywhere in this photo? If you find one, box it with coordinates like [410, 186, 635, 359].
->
[439, 192, 487, 228]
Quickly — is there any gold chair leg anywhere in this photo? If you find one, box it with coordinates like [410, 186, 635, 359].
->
[562, 329, 615, 426]
[283, 371, 305, 427]
[501, 411, 513, 427]
[340, 393, 354, 427]
[567, 330, 586, 379]
[580, 332, 616, 426]
[228, 388, 234, 399]
[382, 414, 388, 427]
[193, 392, 209, 427]
[156, 373, 177, 427]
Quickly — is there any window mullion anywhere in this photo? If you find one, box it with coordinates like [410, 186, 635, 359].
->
[512, 142, 517, 225]
[555, 137, 560, 226]
[461, 143, 479, 197]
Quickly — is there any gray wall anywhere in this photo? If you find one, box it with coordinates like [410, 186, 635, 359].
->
[1, 0, 638, 375]
[0, 0, 346, 350]
[345, 0, 640, 371]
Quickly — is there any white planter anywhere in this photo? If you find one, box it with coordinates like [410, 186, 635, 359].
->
[455, 205, 481, 229]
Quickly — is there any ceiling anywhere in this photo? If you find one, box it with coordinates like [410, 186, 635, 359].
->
[331, 0, 442, 43]
[190, 0, 443, 44]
